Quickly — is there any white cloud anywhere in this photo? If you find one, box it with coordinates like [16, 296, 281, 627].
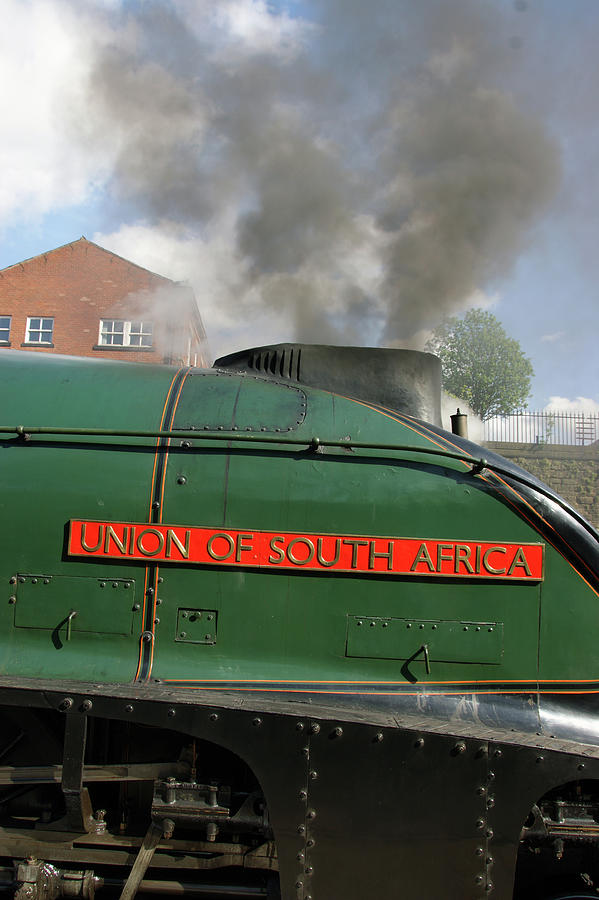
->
[540, 331, 565, 343]
[174, 0, 312, 62]
[210, 0, 311, 60]
[0, 1, 109, 226]
[545, 396, 599, 413]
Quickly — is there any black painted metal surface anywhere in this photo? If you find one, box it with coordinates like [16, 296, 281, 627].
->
[2, 678, 599, 899]
[214, 343, 443, 426]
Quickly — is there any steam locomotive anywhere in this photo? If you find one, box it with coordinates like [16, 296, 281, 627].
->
[0, 343, 598, 900]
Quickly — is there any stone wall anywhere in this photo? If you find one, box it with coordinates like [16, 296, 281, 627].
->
[486, 442, 599, 529]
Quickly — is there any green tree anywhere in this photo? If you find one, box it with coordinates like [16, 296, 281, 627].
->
[425, 309, 533, 420]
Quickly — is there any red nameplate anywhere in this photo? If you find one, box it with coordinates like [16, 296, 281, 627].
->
[67, 520, 544, 581]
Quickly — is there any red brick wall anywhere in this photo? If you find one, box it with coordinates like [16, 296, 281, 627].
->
[0, 238, 207, 365]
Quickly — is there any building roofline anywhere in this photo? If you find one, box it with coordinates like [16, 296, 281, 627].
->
[0, 236, 177, 286]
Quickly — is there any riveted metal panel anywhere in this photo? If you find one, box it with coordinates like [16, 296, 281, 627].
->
[172, 372, 307, 433]
[13, 575, 136, 636]
[175, 608, 217, 644]
[346, 616, 504, 665]
[304, 720, 491, 899]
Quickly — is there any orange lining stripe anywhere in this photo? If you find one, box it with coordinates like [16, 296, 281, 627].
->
[148, 369, 192, 677]
[134, 369, 186, 682]
[348, 396, 599, 598]
[147, 369, 184, 521]
[133, 567, 151, 681]
[162, 677, 599, 685]
[165, 686, 599, 696]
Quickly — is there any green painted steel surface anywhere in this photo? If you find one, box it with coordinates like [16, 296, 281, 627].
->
[0, 352, 178, 681]
[0, 350, 597, 690]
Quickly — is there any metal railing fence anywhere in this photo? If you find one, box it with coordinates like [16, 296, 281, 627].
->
[483, 412, 599, 445]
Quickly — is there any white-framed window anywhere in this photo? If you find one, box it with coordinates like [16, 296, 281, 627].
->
[26, 317, 54, 344]
[0, 316, 11, 343]
[99, 319, 153, 348]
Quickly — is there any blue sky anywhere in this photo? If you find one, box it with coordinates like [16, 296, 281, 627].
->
[1, 0, 598, 412]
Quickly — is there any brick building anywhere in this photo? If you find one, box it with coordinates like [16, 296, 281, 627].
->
[0, 237, 209, 366]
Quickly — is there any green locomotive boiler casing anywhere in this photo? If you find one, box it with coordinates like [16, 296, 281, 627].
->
[0, 345, 598, 900]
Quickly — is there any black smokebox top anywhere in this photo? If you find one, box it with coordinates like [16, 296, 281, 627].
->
[214, 343, 442, 426]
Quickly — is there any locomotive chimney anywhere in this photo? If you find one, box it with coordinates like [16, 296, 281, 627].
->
[214, 343, 442, 426]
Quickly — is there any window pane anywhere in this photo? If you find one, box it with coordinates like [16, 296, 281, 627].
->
[26, 317, 53, 343]
[100, 319, 125, 345]
[0, 316, 10, 342]
[129, 321, 153, 348]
